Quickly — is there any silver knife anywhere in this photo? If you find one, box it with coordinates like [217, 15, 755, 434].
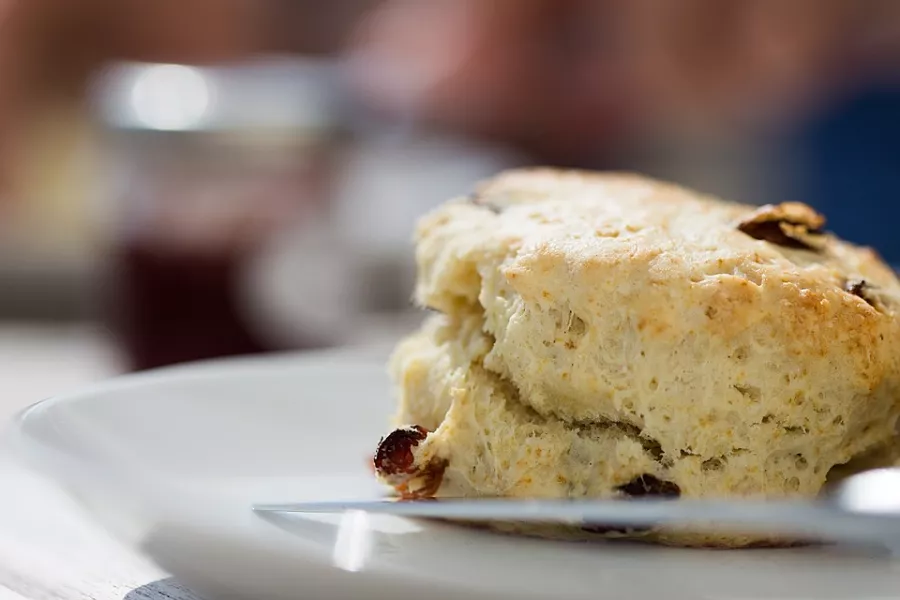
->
[253, 468, 900, 547]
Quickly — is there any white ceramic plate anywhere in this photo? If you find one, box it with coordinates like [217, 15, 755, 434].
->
[9, 350, 900, 600]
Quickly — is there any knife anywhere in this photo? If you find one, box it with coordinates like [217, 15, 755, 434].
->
[253, 469, 900, 547]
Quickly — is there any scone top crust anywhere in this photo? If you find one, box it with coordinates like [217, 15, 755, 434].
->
[413, 169, 900, 466]
[417, 169, 900, 313]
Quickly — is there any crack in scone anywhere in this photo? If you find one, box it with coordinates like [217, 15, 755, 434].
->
[383, 332, 672, 496]
[382, 314, 708, 504]
[571, 419, 665, 463]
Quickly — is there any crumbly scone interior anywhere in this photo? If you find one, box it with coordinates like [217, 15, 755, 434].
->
[388, 170, 900, 513]
[392, 313, 900, 503]
[391, 315, 900, 547]
[391, 315, 658, 499]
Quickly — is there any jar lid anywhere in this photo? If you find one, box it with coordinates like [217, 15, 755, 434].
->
[90, 55, 341, 137]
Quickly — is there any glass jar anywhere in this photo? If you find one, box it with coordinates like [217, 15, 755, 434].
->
[90, 57, 342, 370]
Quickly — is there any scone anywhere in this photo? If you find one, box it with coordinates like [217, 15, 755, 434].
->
[374, 169, 900, 547]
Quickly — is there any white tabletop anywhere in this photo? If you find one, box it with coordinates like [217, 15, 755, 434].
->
[0, 324, 201, 600]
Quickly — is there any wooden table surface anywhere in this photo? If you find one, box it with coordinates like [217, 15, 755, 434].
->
[0, 325, 203, 600]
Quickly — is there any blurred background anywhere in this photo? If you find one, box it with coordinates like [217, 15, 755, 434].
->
[1, 0, 900, 383]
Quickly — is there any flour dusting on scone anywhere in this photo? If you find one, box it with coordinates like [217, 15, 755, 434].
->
[374, 169, 900, 547]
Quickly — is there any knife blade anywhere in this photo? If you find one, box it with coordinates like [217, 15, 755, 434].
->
[252, 497, 900, 547]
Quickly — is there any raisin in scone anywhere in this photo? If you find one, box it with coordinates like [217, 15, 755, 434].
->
[375, 169, 900, 547]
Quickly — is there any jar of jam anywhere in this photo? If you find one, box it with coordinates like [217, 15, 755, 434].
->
[90, 57, 343, 370]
